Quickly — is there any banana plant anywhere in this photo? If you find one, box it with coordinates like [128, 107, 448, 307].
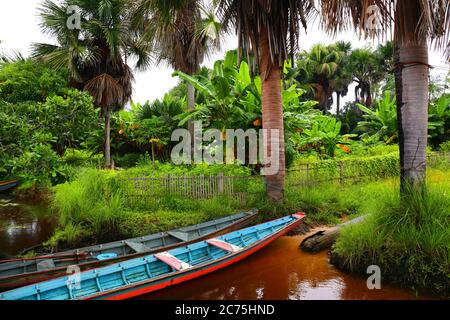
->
[356, 91, 398, 144]
[295, 116, 356, 158]
[173, 52, 261, 131]
[428, 94, 450, 142]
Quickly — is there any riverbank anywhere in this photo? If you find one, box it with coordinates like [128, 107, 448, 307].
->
[330, 170, 450, 297]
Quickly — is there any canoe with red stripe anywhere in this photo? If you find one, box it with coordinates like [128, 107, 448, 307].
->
[0, 213, 305, 300]
[0, 180, 18, 193]
[0, 209, 258, 290]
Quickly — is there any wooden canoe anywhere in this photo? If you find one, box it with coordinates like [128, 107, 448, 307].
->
[0, 213, 305, 300]
[0, 209, 258, 290]
[0, 180, 18, 193]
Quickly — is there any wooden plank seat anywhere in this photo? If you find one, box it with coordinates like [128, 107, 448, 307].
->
[206, 239, 242, 253]
[154, 252, 191, 271]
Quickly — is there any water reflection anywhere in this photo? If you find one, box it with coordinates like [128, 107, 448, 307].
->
[0, 199, 55, 256]
[140, 235, 432, 300]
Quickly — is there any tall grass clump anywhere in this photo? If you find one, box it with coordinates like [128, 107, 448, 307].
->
[50, 168, 126, 247]
[332, 178, 450, 296]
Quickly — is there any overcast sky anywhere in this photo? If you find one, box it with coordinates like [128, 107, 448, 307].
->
[1, 0, 449, 110]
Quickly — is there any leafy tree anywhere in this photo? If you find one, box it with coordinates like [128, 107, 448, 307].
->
[0, 59, 68, 103]
[0, 90, 96, 186]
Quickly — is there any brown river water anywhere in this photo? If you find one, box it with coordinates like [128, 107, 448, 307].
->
[139, 235, 434, 300]
[0, 199, 437, 300]
[0, 198, 56, 257]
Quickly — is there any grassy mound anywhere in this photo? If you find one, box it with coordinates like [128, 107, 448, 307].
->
[332, 171, 450, 295]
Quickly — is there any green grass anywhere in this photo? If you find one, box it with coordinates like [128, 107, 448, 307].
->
[333, 170, 450, 295]
[48, 168, 250, 248]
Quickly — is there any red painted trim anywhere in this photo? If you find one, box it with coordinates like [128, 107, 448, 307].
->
[87, 216, 304, 300]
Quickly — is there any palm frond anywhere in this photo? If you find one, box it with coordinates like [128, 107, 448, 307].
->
[217, 0, 317, 73]
[84, 73, 123, 109]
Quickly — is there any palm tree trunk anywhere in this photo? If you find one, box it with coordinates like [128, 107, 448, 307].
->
[394, 43, 429, 192]
[187, 82, 195, 150]
[336, 93, 341, 117]
[260, 28, 285, 202]
[104, 107, 112, 168]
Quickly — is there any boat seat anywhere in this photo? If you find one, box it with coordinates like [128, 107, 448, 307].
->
[206, 239, 242, 253]
[36, 259, 56, 271]
[167, 231, 190, 242]
[124, 241, 150, 254]
[154, 252, 191, 271]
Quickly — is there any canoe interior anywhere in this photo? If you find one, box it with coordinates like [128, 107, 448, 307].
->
[0, 210, 257, 280]
[0, 215, 299, 300]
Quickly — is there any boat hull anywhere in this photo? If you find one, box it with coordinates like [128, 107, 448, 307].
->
[0, 180, 18, 193]
[92, 214, 303, 300]
[0, 211, 258, 290]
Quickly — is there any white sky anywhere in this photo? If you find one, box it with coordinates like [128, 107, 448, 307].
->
[1, 0, 449, 111]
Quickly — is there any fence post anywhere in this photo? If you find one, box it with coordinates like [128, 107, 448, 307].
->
[306, 163, 310, 184]
[339, 162, 344, 184]
[218, 172, 224, 195]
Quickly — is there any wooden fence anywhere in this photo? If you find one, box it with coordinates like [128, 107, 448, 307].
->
[123, 152, 449, 202]
[124, 173, 261, 203]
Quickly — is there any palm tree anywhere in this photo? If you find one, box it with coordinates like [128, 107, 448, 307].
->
[217, 0, 316, 202]
[0, 41, 24, 63]
[32, 0, 152, 168]
[320, 0, 449, 191]
[133, 0, 222, 138]
[300, 44, 342, 112]
[330, 41, 353, 116]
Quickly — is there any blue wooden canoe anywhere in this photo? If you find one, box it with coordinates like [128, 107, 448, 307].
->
[0, 180, 18, 193]
[0, 213, 305, 300]
[0, 210, 258, 290]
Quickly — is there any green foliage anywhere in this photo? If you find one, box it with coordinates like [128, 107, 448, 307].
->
[428, 94, 450, 147]
[62, 149, 104, 168]
[292, 116, 356, 158]
[357, 91, 398, 144]
[333, 173, 450, 295]
[0, 90, 98, 185]
[0, 59, 68, 103]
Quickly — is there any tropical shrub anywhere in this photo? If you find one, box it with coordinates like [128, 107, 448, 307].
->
[293, 116, 356, 158]
[428, 94, 450, 148]
[356, 91, 398, 144]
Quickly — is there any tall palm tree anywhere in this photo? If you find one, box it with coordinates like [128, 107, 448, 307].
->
[217, 0, 316, 202]
[320, 0, 449, 191]
[133, 0, 222, 138]
[32, 0, 152, 168]
[330, 41, 353, 116]
[302, 43, 342, 112]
